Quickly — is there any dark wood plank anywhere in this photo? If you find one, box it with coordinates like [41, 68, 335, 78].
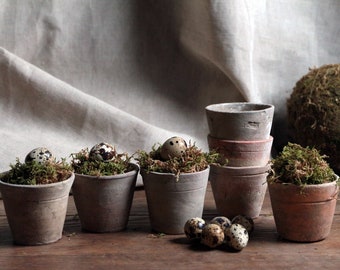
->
[0, 183, 339, 270]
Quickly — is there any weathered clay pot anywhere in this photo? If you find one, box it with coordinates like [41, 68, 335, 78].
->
[205, 102, 274, 140]
[209, 164, 269, 219]
[141, 167, 209, 235]
[268, 178, 339, 242]
[0, 173, 74, 245]
[72, 163, 139, 233]
[207, 135, 273, 167]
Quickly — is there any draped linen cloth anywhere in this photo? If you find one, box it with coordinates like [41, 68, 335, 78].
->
[0, 0, 339, 177]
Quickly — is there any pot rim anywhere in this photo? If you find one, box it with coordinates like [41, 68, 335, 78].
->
[0, 172, 75, 189]
[74, 163, 139, 180]
[140, 166, 209, 177]
[211, 164, 270, 175]
[208, 134, 273, 144]
[205, 102, 274, 114]
[268, 175, 339, 188]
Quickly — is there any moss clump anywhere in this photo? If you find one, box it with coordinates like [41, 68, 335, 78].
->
[70, 148, 133, 176]
[136, 142, 224, 180]
[268, 143, 336, 186]
[1, 159, 72, 185]
[287, 64, 340, 174]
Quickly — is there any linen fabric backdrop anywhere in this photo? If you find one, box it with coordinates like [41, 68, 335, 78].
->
[0, 0, 339, 182]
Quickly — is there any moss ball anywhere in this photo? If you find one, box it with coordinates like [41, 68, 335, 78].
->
[287, 64, 340, 174]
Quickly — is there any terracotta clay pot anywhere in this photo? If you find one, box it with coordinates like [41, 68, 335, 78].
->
[268, 178, 339, 242]
[207, 135, 273, 167]
[72, 163, 139, 233]
[209, 164, 269, 219]
[205, 102, 274, 140]
[141, 167, 209, 235]
[0, 173, 74, 245]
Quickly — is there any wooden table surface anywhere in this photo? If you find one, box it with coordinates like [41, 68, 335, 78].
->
[0, 183, 339, 270]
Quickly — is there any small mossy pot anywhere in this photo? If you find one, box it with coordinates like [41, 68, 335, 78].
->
[268, 179, 339, 242]
[141, 167, 209, 234]
[0, 173, 74, 245]
[70, 144, 138, 233]
[72, 163, 139, 233]
[267, 143, 339, 242]
[137, 138, 218, 234]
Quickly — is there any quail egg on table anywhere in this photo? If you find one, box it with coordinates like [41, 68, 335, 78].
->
[210, 216, 231, 230]
[25, 147, 54, 164]
[201, 223, 224, 248]
[184, 217, 206, 240]
[224, 223, 249, 251]
[232, 215, 254, 233]
[160, 136, 187, 160]
[89, 142, 116, 162]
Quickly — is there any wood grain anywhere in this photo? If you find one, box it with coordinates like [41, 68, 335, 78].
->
[0, 184, 339, 270]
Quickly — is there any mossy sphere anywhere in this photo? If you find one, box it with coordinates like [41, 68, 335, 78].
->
[287, 64, 340, 174]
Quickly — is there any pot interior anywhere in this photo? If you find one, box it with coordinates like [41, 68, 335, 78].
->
[206, 102, 273, 113]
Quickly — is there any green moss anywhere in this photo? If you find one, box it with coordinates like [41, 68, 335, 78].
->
[268, 143, 336, 185]
[287, 64, 340, 174]
[136, 142, 225, 180]
[1, 159, 72, 185]
[70, 148, 132, 176]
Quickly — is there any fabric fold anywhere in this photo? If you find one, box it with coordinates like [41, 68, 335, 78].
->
[0, 47, 188, 172]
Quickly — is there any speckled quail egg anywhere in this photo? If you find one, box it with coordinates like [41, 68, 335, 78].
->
[232, 215, 254, 233]
[201, 223, 224, 248]
[160, 136, 187, 160]
[210, 216, 232, 230]
[184, 217, 206, 240]
[224, 223, 249, 251]
[25, 147, 54, 164]
[89, 142, 116, 162]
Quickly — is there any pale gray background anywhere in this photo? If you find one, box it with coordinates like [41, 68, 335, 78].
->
[0, 0, 339, 172]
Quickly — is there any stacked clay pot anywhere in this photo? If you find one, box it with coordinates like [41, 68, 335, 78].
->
[205, 102, 274, 219]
